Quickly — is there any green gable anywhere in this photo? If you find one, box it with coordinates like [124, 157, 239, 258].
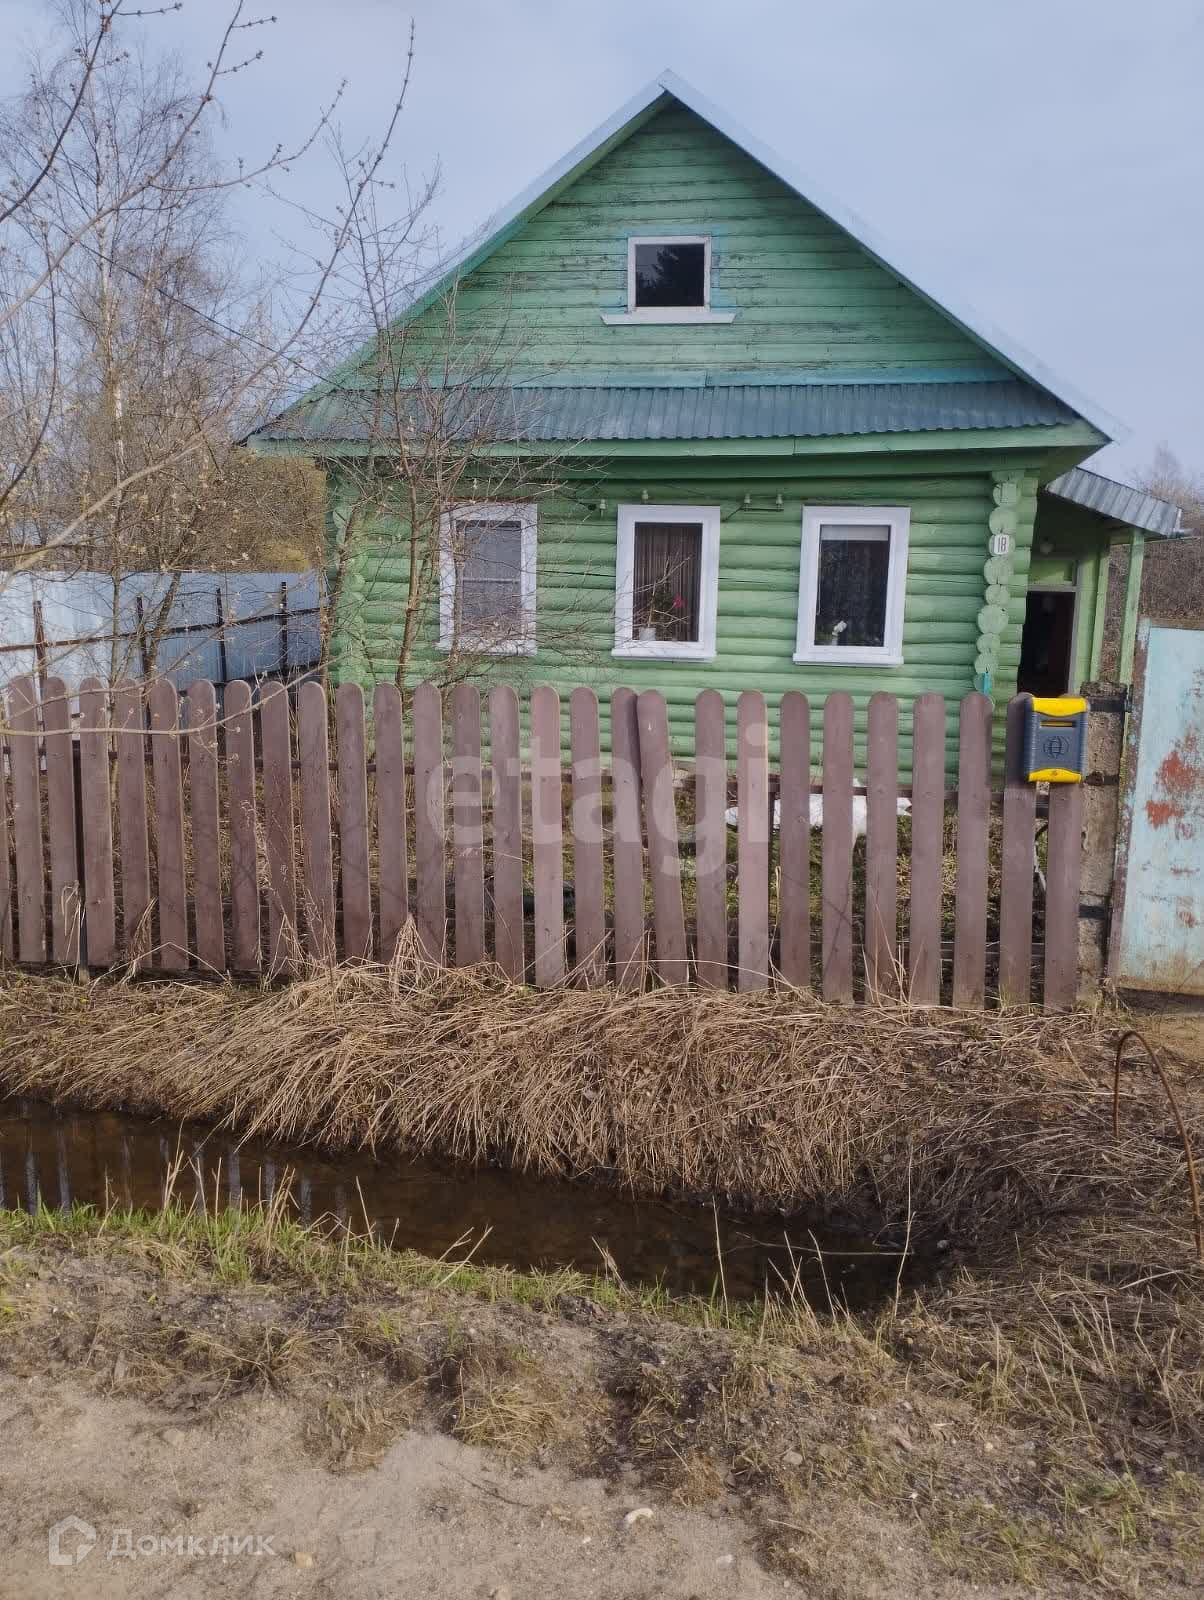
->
[393, 104, 1010, 383]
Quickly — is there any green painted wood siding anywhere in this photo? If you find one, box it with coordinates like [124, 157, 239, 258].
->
[390, 106, 1006, 381]
[328, 454, 1039, 775]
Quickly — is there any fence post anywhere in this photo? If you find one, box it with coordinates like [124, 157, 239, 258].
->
[214, 584, 230, 684]
[8, 675, 46, 963]
[1077, 680, 1126, 1003]
[998, 694, 1036, 1005]
[32, 599, 48, 690]
[0, 719, 12, 961]
[737, 690, 770, 991]
[279, 580, 290, 678]
[637, 689, 687, 985]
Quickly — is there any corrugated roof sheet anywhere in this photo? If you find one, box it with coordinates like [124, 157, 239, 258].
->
[254, 379, 1077, 446]
[1044, 466, 1185, 536]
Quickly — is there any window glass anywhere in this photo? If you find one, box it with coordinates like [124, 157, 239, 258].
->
[633, 241, 705, 308]
[632, 522, 702, 642]
[457, 519, 523, 633]
[815, 524, 890, 648]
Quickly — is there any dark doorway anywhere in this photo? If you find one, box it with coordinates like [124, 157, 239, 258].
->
[1018, 588, 1076, 697]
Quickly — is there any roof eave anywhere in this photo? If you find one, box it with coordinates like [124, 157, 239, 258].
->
[1042, 465, 1186, 537]
[261, 67, 1128, 446]
[655, 70, 1125, 444]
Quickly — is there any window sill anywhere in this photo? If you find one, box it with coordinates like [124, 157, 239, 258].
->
[437, 638, 536, 657]
[613, 642, 716, 662]
[793, 650, 904, 668]
[601, 310, 737, 326]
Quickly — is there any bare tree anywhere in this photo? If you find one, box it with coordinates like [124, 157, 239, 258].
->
[0, 0, 409, 599]
[1136, 445, 1204, 533]
[258, 128, 606, 693]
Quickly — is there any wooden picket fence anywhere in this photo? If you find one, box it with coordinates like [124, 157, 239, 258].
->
[0, 674, 1083, 1008]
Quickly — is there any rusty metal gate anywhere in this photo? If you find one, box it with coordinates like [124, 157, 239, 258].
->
[1111, 620, 1204, 994]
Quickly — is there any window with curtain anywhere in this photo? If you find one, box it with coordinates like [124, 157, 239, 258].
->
[794, 504, 910, 665]
[631, 521, 703, 642]
[815, 524, 891, 647]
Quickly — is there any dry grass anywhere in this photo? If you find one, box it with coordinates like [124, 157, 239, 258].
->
[1, 1191, 1201, 1594]
[0, 950, 1198, 1251]
[440, 1337, 574, 1464]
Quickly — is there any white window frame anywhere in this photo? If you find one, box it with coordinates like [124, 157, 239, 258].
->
[438, 501, 537, 656]
[794, 504, 910, 667]
[613, 502, 721, 662]
[600, 235, 736, 326]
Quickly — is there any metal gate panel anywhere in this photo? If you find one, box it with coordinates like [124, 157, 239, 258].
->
[1111, 621, 1204, 993]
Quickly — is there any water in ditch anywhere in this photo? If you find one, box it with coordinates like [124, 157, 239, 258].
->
[0, 1097, 910, 1306]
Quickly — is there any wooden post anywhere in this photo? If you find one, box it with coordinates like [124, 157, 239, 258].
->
[279, 579, 290, 679]
[908, 694, 946, 1005]
[637, 690, 687, 985]
[450, 682, 485, 967]
[114, 682, 152, 966]
[820, 693, 854, 1003]
[610, 687, 644, 987]
[693, 689, 729, 989]
[489, 685, 524, 980]
[998, 694, 1037, 1005]
[187, 680, 225, 973]
[373, 682, 409, 959]
[224, 680, 260, 972]
[32, 600, 48, 690]
[569, 687, 605, 983]
[1045, 780, 1083, 1011]
[297, 681, 335, 960]
[1117, 532, 1146, 687]
[336, 682, 373, 960]
[149, 680, 188, 971]
[1076, 680, 1126, 1003]
[0, 720, 12, 961]
[864, 693, 899, 997]
[952, 692, 992, 1008]
[736, 691, 769, 991]
[9, 675, 46, 963]
[411, 681, 446, 963]
[214, 585, 230, 684]
[42, 677, 79, 965]
[530, 686, 564, 987]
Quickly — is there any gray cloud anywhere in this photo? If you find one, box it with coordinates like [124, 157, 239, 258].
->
[5, 0, 1201, 476]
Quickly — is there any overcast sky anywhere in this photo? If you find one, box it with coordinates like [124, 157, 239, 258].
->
[6, 0, 1202, 481]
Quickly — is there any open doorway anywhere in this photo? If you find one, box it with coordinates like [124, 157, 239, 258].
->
[1018, 587, 1077, 696]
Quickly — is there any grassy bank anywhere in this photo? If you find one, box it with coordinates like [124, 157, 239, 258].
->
[1, 959, 1199, 1252]
[1, 1191, 1201, 1594]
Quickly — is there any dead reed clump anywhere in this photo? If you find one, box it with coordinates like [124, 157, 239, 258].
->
[0, 952, 1198, 1247]
[437, 1337, 572, 1464]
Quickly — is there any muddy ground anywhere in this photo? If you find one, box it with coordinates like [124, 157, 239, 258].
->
[0, 1207, 1201, 1599]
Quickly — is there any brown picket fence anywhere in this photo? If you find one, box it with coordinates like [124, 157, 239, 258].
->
[0, 675, 1083, 1008]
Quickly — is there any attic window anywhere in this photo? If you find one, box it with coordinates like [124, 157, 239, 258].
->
[602, 236, 736, 326]
[633, 238, 707, 309]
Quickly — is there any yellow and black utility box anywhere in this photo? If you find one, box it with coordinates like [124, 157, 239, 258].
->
[1023, 696, 1088, 783]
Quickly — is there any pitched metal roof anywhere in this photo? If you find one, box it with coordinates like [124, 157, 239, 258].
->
[253, 379, 1078, 447]
[271, 69, 1124, 445]
[1044, 466, 1185, 536]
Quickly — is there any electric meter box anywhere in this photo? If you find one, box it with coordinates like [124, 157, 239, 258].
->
[1023, 696, 1088, 783]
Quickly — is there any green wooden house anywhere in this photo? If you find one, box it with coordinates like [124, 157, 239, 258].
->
[250, 71, 1184, 766]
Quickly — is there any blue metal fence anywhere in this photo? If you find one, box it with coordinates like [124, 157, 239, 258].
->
[0, 569, 321, 693]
